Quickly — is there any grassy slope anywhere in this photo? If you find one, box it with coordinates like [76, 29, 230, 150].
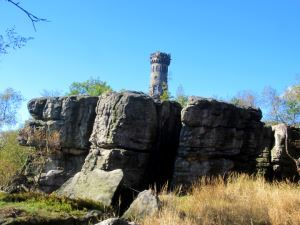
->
[142, 174, 300, 225]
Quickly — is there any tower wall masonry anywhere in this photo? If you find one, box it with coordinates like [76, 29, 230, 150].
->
[149, 51, 171, 99]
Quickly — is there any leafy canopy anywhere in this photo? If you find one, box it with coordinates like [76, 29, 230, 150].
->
[67, 77, 112, 96]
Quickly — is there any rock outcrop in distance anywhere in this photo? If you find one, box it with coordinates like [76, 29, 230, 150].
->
[6, 91, 299, 209]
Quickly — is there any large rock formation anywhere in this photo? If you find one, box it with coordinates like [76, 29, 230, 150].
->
[15, 96, 98, 193]
[172, 97, 272, 185]
[8, 92, 300, 199]
[81, 91, 182, 191]
[57, 91, 181, 207]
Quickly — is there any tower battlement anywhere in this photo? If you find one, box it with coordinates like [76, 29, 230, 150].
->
[150, 52, 171, 65]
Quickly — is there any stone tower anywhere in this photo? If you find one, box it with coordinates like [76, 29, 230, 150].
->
[149, 51, 171, 99]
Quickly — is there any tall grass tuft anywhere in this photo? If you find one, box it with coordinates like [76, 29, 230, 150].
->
[142, 174, 300, 225]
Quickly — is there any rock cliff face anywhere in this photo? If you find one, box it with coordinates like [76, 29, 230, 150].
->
[10, 92, 300, 197]
[81, 91, 182, 190]
[16, 96, 98, 193]
[55, 91, 181, 207]
[21, 96, 98, 153]
[172, 97, 266, 185]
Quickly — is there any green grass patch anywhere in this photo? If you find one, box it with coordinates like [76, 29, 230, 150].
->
[0, 191, 114, 223]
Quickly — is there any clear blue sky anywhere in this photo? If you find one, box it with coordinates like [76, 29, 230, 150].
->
[1, 0, 300, 124]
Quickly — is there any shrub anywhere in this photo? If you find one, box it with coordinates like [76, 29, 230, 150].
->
[0, 130, 32, 187]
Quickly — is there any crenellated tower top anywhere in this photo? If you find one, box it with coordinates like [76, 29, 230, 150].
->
[150, 52, 171, 65]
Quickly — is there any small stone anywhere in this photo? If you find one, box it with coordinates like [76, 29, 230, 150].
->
[122, 190, 160, 220]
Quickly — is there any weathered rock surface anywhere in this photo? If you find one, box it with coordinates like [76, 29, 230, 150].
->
[11, 96, 99, 193]
[57, 169, 123, 206]
[172, 97, 266, 185]
[122, 190, 160, 220]
[271, 124, 300, 179]
[3, 153, 87, 194]
[84, 91, 182, 191]
[90, 91, 157, 151]
[82, 148, 150, 188]
[20, 95, 98, 152]
[37, 153, 87, 192]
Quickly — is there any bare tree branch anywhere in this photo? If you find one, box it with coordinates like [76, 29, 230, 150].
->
[0, 88, 23, 129]
[6, 0, 48, 31]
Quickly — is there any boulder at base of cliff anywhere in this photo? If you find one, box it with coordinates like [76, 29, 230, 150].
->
[122, 190, 160, 220]
[56, 169, 123, 206]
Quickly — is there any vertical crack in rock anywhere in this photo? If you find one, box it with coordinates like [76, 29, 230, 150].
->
[78, 91, 181, 210]
[84, 91, 182, 190]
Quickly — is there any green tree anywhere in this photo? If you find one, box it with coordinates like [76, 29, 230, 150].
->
[160, 82, 172, 101]
[0, 88, 23, 129]
[68, 77, 112, 96]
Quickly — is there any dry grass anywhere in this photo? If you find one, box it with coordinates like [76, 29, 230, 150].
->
[142, 174, 300, 225]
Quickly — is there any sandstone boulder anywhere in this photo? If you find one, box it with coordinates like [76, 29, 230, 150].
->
[89, 91, 157, 151]
[122, 190, 160, 220]
[56, 169, 123, 206]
